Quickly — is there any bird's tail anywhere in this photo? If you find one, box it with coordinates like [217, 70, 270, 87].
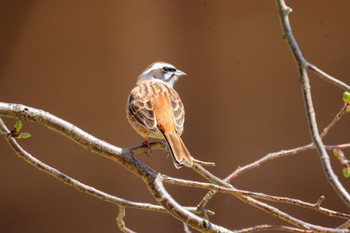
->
[162, 131, 193, 169]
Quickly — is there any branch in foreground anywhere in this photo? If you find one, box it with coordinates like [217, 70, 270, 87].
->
[0, 103, 231, 232]
[276, 0, 350, 207]
[0, 118, 211, 216]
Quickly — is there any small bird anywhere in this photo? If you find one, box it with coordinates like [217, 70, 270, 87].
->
[126, 62, 193, 168]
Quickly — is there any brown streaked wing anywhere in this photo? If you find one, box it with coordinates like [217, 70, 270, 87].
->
[171, 96, 185, 135]
[127, 93, 159, 133]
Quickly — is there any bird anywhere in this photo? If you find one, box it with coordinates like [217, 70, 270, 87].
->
[126, 62, 193, 168]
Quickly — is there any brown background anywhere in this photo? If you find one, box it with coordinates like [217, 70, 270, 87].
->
[1, 1, 350, 232]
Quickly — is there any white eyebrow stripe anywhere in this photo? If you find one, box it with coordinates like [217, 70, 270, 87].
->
[144, 62, 176, 74]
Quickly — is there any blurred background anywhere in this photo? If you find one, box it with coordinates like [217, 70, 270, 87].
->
[1, 0, 350, 232]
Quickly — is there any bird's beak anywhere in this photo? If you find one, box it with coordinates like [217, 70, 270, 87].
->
[175, 69, 187, 77]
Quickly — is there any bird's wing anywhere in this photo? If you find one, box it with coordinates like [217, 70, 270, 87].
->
[170, 93, 185, 135]
[127, 91, 159, 134]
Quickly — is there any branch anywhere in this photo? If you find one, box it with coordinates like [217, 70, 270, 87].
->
[0, 117, 215, 216]
[240, 192, 350, 220]
[338, 220, 350, 229]
[3, 102, 347, 232]
[162, 175, 350, 220]
[116, 207, 136, 233]
[0, 102, 232, 233]
[162, 175, 350, 232]
[308, 64, 350, 92]
[228, 103, 348, 181]
[197, 104, 349, 212]
[276, 0, 350, 207]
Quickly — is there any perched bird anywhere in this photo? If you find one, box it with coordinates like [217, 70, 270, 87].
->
[126, 62, 193, 168]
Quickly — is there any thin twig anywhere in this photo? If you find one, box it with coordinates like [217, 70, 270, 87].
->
[337, 220, 350, 229]
[116, 207, 136, 233]
[228, 104, 347, 181]
[315, 196, 325, 208]
[308, 64, 350, 92]
[183, 223, 193, 233]
[320, 104, 348, 138]
[125, 141, 168, 155]
[327, 143, 350, 150]
[240, 192, 350, 220]
[193, 158, 216, 167]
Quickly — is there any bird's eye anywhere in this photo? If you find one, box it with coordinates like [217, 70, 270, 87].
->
[162, 67, 176, 72]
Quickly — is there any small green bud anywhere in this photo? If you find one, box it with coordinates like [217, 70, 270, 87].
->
[343, 91, 350, 103]
[343, 166, 350, 178]
[333, 149, 343, 161]
[15, 119, 23, 132]
[17, 132, 31, 139]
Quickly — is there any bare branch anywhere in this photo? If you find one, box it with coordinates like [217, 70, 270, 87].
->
[276, 0, 350, 207]
[196, 101, 349, 212]
[338, 220, 350, 229]
[163, 175, 350, 221]
[162, 175, 350, 232]
[228, 104, 347, 181]
[326, 143, 350, 150]
[0, 118, 213, 216]
[149, 175, 233, 232]
[308, 64, 350, 92]
[0, 103, 232, 232]
[240, 192, 350, 220]
[320, 104, 348, 138]
[233, 194, 348, 233]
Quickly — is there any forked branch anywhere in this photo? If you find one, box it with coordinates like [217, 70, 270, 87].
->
[276, 0, 350, 206]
